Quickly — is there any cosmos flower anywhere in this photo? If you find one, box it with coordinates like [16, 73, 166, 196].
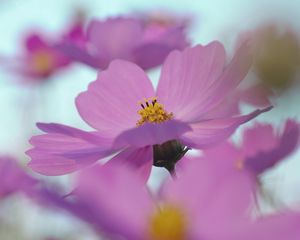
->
[194, 119, 299, 186]
[17, 32, 70, 81]
[5, 22, 85, 84]
[0, 156, 37, 198]
[56, 16, 189, 70]
[48, 157, 300, 240]
[27, 41, 271, 179]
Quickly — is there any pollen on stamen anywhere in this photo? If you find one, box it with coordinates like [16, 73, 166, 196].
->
[136, 97, 173, 126]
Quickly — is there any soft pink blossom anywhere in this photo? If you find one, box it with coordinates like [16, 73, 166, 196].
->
[57, 16, 190, 70]
[27, 41, 271, 179]
[6, 23, 84, 84]
[55, 157, 300, 240]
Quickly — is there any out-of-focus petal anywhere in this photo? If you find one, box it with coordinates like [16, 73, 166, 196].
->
[76, 60, 155, 137]
[106, 146, 153, 182]
[133, 26, 189, 69]
[245, 119, 300, 175]
[133, 43, 178, 70]
[0, 157, 37, 198]
[87, 18, 143, 66]
[242, 122, 278, 157]
[161, 156, 254, 239]
[25, 33, 47, 51]
[55, 43, 102, 68]
[75, 164, 154, 239]
[239, 84, 273, 107]
[231, 213, 300, 240]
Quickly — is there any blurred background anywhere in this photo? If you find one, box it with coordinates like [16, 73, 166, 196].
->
[1, 0, 300, 239]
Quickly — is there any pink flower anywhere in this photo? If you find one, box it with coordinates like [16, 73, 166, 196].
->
[196, 119, 299, 181]
[6, 23, 85, 84]
[14, 32, 70, 83]
[57, 16, 189, 70]
[0, 156, 37, 198]
[55, 158, 300, 240]
[27, 41, 271, 179]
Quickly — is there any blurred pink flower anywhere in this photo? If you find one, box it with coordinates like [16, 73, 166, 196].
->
[0, 156, 37, 198]
[196, 119, 299, 182]
[6, 22, 85, 84]
[54, 158, 300, 240]
[27, 41, 271, 179]
[57, 16, 190, 70]
[18, 32, 70, 80]
[60, 156, 254, 239]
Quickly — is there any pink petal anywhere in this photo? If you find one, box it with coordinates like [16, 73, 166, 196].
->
[198, 142, 243, 173]
[133, 43, 178, 70]
[55, 42, 102, 68]
[113, 120, 192, 148]
[181, 107, 272, 149]
[62, 23, 86, 47]
[87, 18, 143, 66]
[244, 119, 300, 175]
[0, 156, 37, 198]
[194, 40, 253, 118]
[153, 25, 189, 49]
[27, 123, 115, 176]
[156, 42, 226, 122]
[242, 122, 279, 157]
[202, 90, 240, 119]
[231, 213, 300, 240]
[36, 122, 112, 145]
[75, 164, 154, 239]
[76, 60, 155, 137]
[106, 146, 153, 183]
[239, 84, 273, 107]
[133, 26, 189, 69]
[195, 173, 254, 239]
[25, 33, 47, 51]
[161, 155, 254, 239]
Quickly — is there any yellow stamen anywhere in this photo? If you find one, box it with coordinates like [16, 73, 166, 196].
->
[137, 97, 173, 126]
[149, 205, 186, 240]
[32, 51, 54, 74]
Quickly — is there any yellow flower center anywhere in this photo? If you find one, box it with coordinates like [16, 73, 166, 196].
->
[149, 205, 186, 240]
[32, 51, 55, 74]
[137, 97, 173, 126]
[235, 159, 244, 170]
